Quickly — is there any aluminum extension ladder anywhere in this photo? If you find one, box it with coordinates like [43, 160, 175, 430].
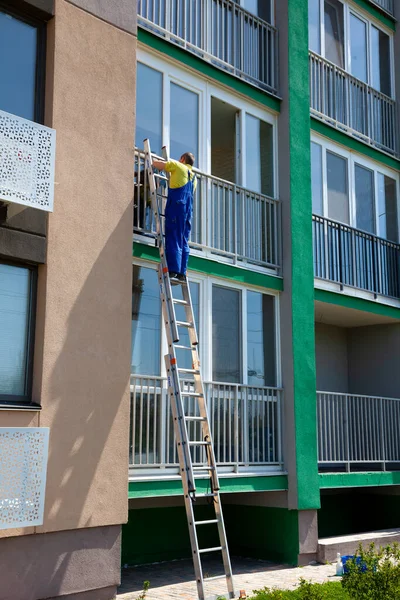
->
[143, 138, 235, 600]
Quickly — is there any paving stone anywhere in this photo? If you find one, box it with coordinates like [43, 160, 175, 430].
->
[117, 556, 338, 599]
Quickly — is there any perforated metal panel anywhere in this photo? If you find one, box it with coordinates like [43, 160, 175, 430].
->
[0, 110, 56, 212]
[0, 428, 49, 530]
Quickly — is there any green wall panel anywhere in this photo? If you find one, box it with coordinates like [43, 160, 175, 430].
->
[319, 472, 400, 489]
[122, 504, 300, 566]
[315, 289, 400, 321]
[288, 0, 319, 510]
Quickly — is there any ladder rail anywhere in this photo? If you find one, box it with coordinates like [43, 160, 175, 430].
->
[143, 138, 236, 600]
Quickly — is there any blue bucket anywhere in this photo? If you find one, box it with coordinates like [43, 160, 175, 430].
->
[342, 555, 368, 573]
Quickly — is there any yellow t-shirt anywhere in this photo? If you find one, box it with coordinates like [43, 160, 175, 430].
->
[164, 159, 197, 191]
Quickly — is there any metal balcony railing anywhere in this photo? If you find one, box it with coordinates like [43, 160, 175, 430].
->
[0, 109, 56, 212]
[129, 375, 283, 474]
[369, 0, 394, 16]
[309, 52, 399, 156]
[313, 214, 400, 299]
[134, 149, 280, 272]
[137, 0, 279, 95]
[318, 391, 400, 470]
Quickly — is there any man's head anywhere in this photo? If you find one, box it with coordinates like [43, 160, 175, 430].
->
[179, 152, 195, 167]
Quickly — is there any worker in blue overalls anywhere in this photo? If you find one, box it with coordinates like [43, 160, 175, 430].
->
[152, 152, 197, 282]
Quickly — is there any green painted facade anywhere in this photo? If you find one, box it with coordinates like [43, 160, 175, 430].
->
[315, 289, 400, 321]
[319, 472, 400, 489]
[287, 0, 320, 511]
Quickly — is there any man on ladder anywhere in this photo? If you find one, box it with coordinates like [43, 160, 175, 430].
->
[152, 152, 197, 281]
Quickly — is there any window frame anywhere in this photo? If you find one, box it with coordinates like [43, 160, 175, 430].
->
[131, 259, 281, 387]
[0, 3, 47, 123]
[312, 0, 395, 98]
[136, 48, 278, 198]
[0, 259, 38, 406]
[311, 133, 400, 240]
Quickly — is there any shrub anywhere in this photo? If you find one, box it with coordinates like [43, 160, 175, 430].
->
[249, 579, 348, 599]
[341, 542, 400, 600]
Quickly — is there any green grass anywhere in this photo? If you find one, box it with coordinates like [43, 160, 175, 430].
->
[248, 580, 350, 599]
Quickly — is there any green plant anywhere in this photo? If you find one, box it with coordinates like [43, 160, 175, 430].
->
[136, 580, 150, 599]
[341, 542, 400, 600]
[248, 580, 348, 599]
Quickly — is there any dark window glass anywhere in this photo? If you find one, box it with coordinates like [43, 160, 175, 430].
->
[324, 0, 344, 68]
[170, 82, 199, 162]
[247, 292, 275, 386]
[309, 0, 321, 54]
[131, 266, 161, 376]
[355, 164, 375, 234]
[327, 151, 349, 224]
[0, 263, 35, 402]
[311, 142, 323, 215]
[350, 14, 367, 82]
[136, 63, 163, 154]
[378, 173, 398, 243]
[0, 11, 39, 121]
[212, 286, 241, 383]
[371, 26, 391, 97]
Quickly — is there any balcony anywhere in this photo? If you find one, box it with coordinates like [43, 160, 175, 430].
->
[137, 0, 279, 95]
[134, 150, 280, 273]
[313, 214, 400, 299]
[370, 0, 394, 16]
[129, 375, 283, 476]
[318, 391, 400, 471]
[309, 52, 399, 157]
[0, 109, 56, 212]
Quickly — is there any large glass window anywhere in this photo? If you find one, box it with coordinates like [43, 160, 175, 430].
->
[309, 0, 321, 54]
[371, 26, 391, 97]
[211, 97, 239, 183]
[0, 263, 36, 402]
[247, 292, 275, 386]
[0, 10, 41, 121]
[327, 151, 349, 224]
[212, 286, 241, 383]
[240, 0, 272, 22]
[136, 63, 163, 155]
[131, 266, 161, 376]
[245, 114, 273, 196]
[170, 83, 199, 161]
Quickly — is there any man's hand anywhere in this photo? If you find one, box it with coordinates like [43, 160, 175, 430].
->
[152, 159, 167, 171]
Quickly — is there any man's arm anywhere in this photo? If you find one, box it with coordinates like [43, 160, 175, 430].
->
[152, 159, 167, 171]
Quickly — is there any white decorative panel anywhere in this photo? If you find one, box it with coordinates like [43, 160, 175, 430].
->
[0, 428, 50, 530]
[0, 109, 56, 212]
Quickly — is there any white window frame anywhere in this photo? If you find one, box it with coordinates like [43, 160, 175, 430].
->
[311, 133, 400, 239]
[132, 258, 281, 387]
[137, 46, 279, 198]
[314, 0, 395, 97]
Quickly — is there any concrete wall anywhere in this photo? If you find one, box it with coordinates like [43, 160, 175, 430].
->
[315, 323, 349, 393]
[348, 324, 400, 398]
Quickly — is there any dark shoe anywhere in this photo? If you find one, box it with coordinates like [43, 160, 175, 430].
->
[169, 271, 178, 279]
[177, 273, 187, 282]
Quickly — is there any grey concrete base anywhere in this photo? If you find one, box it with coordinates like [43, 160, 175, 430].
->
[298, 553, 318, 567]
[45, 585, 117, 600]
[318, 528, 400, 564]
[0, 525, 121, 600]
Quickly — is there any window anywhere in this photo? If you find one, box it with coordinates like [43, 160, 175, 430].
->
[235, 0, 272, 23]
[310, 0, 393, 96]
[135, 52, 277, 196]
[0, 263, 36, 403]
[311, 137, 399, 242]
[131, 263, 279, 386]
[0, 9, 44, 121]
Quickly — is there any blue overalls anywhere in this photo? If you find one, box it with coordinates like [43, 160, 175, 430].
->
[165, 170, 196, 276]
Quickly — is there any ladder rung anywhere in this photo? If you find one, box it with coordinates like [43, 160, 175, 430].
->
[192, 465, 216, 471]
[181, 391, 203, 397]
[185, 416, 207, 422]
[176, 320, 194, 328]
[188, 440, 211, 446]
[173, 298, 189, 306]
[196, 492, 219, 498]
[195, 519, 218, 526]
[198, 546, 223, 554]
[154, 173, 169, 181]
[174, 344, 193, 351]
[204, 575, 228, 582]
[178, 368, 200, 375]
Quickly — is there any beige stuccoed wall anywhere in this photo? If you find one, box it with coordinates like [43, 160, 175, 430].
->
[29, 0, 135, 534]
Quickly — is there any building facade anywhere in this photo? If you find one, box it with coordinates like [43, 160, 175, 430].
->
[128, 0, 400, 569]
[0, 1, 136, 599]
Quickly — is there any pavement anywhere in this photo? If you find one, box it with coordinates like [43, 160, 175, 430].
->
[117, 556, 338, 599]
